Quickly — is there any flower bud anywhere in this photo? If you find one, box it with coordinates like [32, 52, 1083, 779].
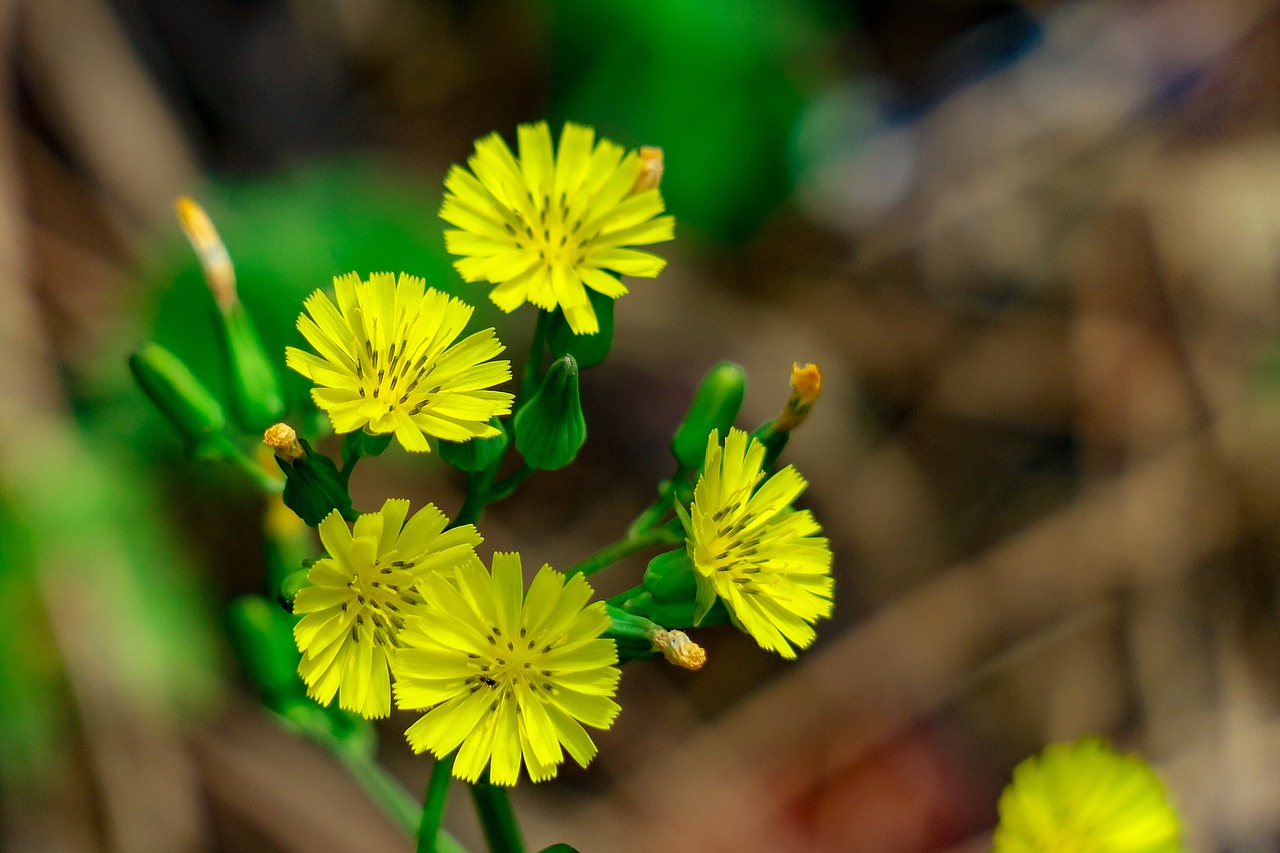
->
[130, 342, 230, 458]
[671, 361, 746, 469]
[274, 438, 355, 526]
[632, 146, 664, 193]
[643, 549, 697, 601]
[263, 423, 304, 462]
[177, 196, 284, 431]
[514, 356, 586, 470]
[218, 300, 286, 432]
[546, 290, 614, 367]
[604, 605, 706, 670]
[224, 595, 304, 711]
[774, 362, 821, 433]
[438, 418, 509, 472]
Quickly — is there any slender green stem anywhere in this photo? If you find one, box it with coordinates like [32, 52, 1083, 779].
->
[454, 469, 493, 528]
[626, 469, 686, 536]
[520, 312, 550, 403]
[566, 521, 684, 578]
[416, 754, 457, 853]
[469, 783, 526, 853]
[228, 447, 283, 493]
[482, 464, 534, 505]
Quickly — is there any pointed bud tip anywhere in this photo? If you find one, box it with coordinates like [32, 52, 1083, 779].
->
[775, 362, 822, 433]
[632, 146, 664, 193]
[175, 195, 236, 307]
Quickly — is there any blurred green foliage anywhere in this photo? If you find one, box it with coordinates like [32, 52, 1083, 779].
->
[539, 0, 846, 242]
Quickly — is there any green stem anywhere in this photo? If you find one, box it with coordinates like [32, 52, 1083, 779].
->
[453, 469, 493, 528]
[520, 312, 550, 403]
[482, 464, 533, 505]
[624, 464, 688, 537]
[228, 447, 283, 493]
[566, 521, 684, 578]
[324, 741, 467, 853]
[416, 754, 457, 853]
[469, 783, 526, 853]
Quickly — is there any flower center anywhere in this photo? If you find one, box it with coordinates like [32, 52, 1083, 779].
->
[345, 556, 421, 648]
[352, 315, 442, 416]
[465, 623, 562, 702]
[504, 192, 592, 270]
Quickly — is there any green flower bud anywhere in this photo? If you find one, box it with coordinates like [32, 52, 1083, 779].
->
[514, 356, 586, 470]
[224, 595, 303, 711]
[671, 361, 746, 469]
[545, 291, 615, 369]
[278, 567, 311, 609]
[604, 604, 706, 669]
[275, 438, 354, 526]
[643, 549, 697, 601]
[438, 418, 509, 472]
[130, 342, 231, 458]
[624, 590, 730, 630]
[217, 301, 285, 432]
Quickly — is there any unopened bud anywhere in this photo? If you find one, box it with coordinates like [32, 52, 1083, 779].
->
[649, 629, 705, 671]
[632, 146, 664, 193]
[263, 423, 304, 462]
[176, 196, 235, 309]
[514, 356, 586, 470]
[775, 362, 822, 433]
[671, 361, 746, 469]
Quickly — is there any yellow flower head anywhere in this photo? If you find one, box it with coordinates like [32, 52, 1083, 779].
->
[394, 552, 621, 786]
[994, 738, 1184, 853]
[681, 428, 834, 659]
[286, 272, 514, 452]
[440, 121, 674, 335]
[293, 499, 482, 719]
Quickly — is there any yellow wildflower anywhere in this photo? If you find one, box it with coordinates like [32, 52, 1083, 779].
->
[681, 428, 833, 659]
[440, 121, 674, 335]
[994, 738, 1184, 852]
[395, 552, 621, 785]
[293, 499, 481, 718]
[286, 272, 514, 453]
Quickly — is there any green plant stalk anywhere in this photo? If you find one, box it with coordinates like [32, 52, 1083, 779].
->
[520, 312, 550, 403]
[416, 754, 457, 853]
[229, 445, 284, 493]
[470, 782, 526, 853]
[566, 520, 684, 578]
[626, 467, 688, 536]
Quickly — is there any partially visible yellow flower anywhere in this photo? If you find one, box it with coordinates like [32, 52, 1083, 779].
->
[440, 121, 674, 335]
[293, 499, 482, 718]
[286, 272, 514, 453]
[394, 552, 621, 785]
[994, 738, 1183, 852]
[680, 428, 833, 659]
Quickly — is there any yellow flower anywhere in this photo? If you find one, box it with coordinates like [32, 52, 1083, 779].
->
[292, 499, 482, 718]
[680, 428, 833, 659]
[994, 738, 1184, 853]
[440, 121, 674, 335]
[394, 552, 621, 785]
[286, 272, 514, 453]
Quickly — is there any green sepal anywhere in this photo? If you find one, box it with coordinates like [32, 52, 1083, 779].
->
[278, 568, 311, 610]
[613, 587, 729, 629]
[751, 418, 789, 472]
[514, 355, 586, 470]
[217, 301, 285, 432]
[278, 439, 355, 526]
[545, 291, 615, 369]
[438, 418, 509, 472]
[538, 844, 583, 852]
[130, 342, 231, 457]
[224, 595, 304, 711]
[643, 550, 697, 601]
[692, 572, 719, 626]
[341, 429, 393, 465]
[671, 361, 746, 468]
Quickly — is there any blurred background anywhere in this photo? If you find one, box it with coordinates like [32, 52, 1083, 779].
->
[3, 0, 1280, 850]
